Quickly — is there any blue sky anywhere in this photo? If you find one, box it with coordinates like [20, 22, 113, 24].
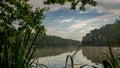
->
[29, 0, 120, 41]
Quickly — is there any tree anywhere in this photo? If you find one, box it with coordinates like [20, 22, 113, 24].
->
[82, 19, 120, 46]
[0, 0, 97, 68]
[35, 35, 81, 48]
[44, 0, 97, 11]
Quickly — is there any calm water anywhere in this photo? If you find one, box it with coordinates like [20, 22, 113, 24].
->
[32, 47, 108, 68]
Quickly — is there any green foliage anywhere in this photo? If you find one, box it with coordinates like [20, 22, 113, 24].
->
[64, 46, 97, 68]
[103, 46, 120, 68]
[43, 35, 81, 47]
[82, 19, 120, 46]
[44, 0, 97, 11]
[29, 34, 81, 48]
[0, 0, 47, 68]
[65, 55, 74, 68]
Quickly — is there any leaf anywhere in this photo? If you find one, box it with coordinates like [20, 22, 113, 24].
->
[65, 55, 74, 68]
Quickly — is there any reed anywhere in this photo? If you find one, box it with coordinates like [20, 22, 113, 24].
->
[103, 46, 120, 68]
[64, 46, 97, 68]
[1, 27, 44, 68]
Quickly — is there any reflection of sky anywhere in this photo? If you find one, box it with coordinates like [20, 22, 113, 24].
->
[29, 0, 120, 41]
[33, 50, 102, 68]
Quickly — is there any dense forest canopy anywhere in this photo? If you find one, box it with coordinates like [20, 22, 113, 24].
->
[82, 19, 120, 46]
[29, 34, 81, 48]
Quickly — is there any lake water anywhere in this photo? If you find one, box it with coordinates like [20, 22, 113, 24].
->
[33, 47, 118, 68]
[32, 47, 120, 68]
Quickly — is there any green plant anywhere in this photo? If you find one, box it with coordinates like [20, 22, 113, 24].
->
[103, 46, 120, 68]
[0, 0, 47, 68]
[64, 46, 97, 68]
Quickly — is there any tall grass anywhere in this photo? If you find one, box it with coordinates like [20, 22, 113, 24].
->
[0, 27, 45, 68]
[64, 46, 98, 68]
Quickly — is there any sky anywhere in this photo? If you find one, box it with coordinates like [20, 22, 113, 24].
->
[28, 0, 120, 41]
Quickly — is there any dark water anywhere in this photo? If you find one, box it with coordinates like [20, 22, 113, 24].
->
[32, 47, 120, 68]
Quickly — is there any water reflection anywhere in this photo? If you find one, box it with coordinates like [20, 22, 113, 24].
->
[82, 47, 120, 63]
[33, 49, 102, 68]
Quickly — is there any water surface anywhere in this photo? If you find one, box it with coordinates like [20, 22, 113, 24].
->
[33, 47, 104, 68]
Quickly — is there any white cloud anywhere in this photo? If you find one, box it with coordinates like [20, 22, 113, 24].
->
[74, 20, 81, 22]
[79, 11, 89, 14]
[90, 0, 120, 14]
[46, 12, 120, 41]
[46, 27, 68, 36]
[60, 19, 74, 23]
[46, 27, 57, 35]
[104, 19, 109, 22]
[68, 12, 120, 32]
[68, 23, 87, 32]
[46, 27, 73, 40]
[53, 19, 61, 22]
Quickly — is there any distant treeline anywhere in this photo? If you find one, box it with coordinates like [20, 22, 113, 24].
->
[29, 35, 81, 48]
[82, 19, 120, 46]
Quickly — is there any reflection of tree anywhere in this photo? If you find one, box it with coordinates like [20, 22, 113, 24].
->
[82, 47, 120, 63]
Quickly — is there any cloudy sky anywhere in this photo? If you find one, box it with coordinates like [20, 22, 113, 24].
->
[28, 0, 120, 41]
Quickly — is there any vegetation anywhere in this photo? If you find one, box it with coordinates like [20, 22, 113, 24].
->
[44, 0, 97, 11]
[82, 19, 120, 46]
[65, 46, 120, 68]
[103, 46, 120, 68]
[65, 47, 98, 68]
[29, 34, 81, 48]
[0, 0, 47, 68]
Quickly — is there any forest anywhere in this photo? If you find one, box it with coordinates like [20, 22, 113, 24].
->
[82, 19, 120, 46]
[29, 34, 81, 48]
